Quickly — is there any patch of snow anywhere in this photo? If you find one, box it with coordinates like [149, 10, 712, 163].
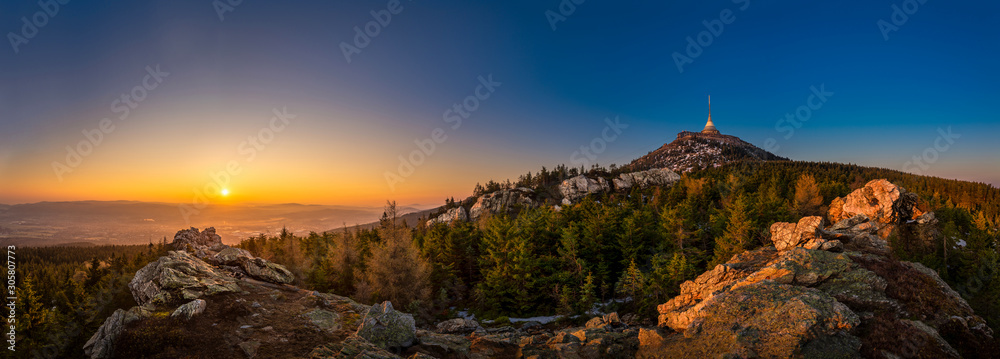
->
[956, 239, 967, 248]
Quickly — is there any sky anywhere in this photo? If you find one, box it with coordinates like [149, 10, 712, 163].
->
[1, 0, 998, 207]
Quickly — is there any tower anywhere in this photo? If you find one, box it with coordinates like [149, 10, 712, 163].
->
[701, 95, 720, 135]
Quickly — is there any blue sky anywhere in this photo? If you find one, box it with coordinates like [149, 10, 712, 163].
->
[1, 0, 998, 206]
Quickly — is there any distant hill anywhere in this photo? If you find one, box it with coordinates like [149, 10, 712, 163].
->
[627, 132, 787, 172]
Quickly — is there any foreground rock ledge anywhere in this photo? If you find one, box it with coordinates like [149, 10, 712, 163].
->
[647, 179, 997, 359]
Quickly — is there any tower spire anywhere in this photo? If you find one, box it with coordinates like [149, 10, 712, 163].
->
[702, 95, 720, 135]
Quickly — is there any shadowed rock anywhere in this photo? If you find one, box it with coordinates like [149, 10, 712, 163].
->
[356, 301, 417, 349]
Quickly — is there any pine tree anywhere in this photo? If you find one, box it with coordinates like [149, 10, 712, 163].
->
[617, 259, 645, 302]
[794, 173, 823, 216]
[579, 272, 597, 315]
[711, 194, 753, 267]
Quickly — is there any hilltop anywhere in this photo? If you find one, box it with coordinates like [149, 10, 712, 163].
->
[626, 132, 787, 172]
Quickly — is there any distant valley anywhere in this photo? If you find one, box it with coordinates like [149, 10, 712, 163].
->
[0, 201, 428, 247]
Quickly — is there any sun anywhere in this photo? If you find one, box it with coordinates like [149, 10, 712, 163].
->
[221, 188, 230, 197]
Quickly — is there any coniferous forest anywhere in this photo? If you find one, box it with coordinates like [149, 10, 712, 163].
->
[14, 161, 1000, 357]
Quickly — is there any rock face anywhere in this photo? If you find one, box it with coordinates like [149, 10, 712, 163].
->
[612, 168, 680, 191]
[559, 176, 610, 204]
[469, 188, 535, 220]
[172, 227, 226, 257]
[646, 179, 997, 359]
[426, 206, 469, 226]
[356, 301, 417, 349]
[83, 306, 151, 359]
[769, 216, 827, 252]
[129, 250, 242, 306]
[239, 256, 295, 284]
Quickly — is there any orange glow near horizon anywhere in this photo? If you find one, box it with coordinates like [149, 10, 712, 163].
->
[0, 100, 533, 207]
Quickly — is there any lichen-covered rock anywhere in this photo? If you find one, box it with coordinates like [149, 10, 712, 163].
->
[239, 256, 294, 284]
[559, 175, 610, 204]
[469, 188, 535, 220]
[657, 247, 778, 331]
[613, 168, 680, 191]
[172, 227, 227, 257]
[426, 206, 469, 226]
[651, 180, 997, 359]
[646, 281, 862, 358]
[829, 179, 900, 225]
[435, 318, 482, 335]
[412, 330, 471, 357]
[83, 306, 152, 359]
[769, 216, 825, 252]
[213, 246, 253, 265]
[356, 301, 416, 349]
[171, 298, 207, 320]
[303, 308, 342, 333]
[129, 250, 242, 306]
[324, 334, 400, 359]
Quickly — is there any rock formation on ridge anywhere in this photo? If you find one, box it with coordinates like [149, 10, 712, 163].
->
[643, 179, 996, 358]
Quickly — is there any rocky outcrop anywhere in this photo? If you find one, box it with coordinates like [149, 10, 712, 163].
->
[83, 306, 152, 359]
[356, 301, 417, 349]
[612, 168, 680, 191]
[172, 227, 226, 257]
[128, 250, 242, 306]
[426, 206, 469, 226]
[769, 216, 831, 252]
[559, 176, 610, 205]
[828, 179, 927, 239]
[647, 179, 996, 358]
[469, 188, 535, 220]
[88, 226, 381, 359]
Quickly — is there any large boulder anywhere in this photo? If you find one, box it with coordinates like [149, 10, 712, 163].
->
[828, 179, 926, 238]
[769, 216, 825, 252]
[83, 306, 152, 359]
[613, 168, 680, 191]
[238, 256, 295, 284]
[469, 188, 535, 220]
[646, 281, 862, 358]
[559, 176, 610, 204]
[129, 250, 242, 306]
[211, 246, 253, 265]
[356, 301, 417, 349]
[170, 299, 207, 320]
[171, 227, 226, 257]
